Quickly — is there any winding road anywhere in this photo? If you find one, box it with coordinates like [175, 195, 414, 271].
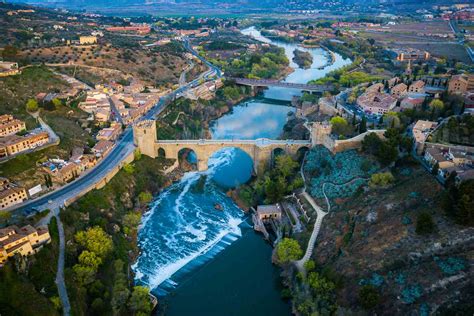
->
[7, 39, 222, 316]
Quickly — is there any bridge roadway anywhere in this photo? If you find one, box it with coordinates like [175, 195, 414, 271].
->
[230, 77, 334, 92]
[156, 139, 311, 146]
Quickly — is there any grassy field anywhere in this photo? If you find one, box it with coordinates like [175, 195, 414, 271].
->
[0, 66, 68, 128]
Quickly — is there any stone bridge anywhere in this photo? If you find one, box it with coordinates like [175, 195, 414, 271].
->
[229, 77, 334, 93]
[133, 120, 311, 175]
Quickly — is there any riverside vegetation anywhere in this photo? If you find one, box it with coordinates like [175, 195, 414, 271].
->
[58, 153, 172, 315]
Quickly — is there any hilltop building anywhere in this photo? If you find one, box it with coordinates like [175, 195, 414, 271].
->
[79, 36, 98, 45]
[0, 62, 21, 77]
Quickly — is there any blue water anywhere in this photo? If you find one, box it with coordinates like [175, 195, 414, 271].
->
[134, 26, 352, 314]
[211, 102, 294, 140]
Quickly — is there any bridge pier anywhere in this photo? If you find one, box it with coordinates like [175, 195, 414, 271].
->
[197, 159, 209, 172]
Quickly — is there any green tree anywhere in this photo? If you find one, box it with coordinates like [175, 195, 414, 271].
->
[362, 133, 383, 155]
[123, 212, 142, 235]
[73, 264, 96, 286]
[52, 98, 62, 109]
[264, 175, 287, 203]
[359, 285, 380, 309]
[275, 155, 299, 178]
[123, 163, 135, 174]
[138, 191, 153, 204]
[78, 250, 102, 270]
[111, 260, 130, 313]
[330, 116, 350, 136]
[134, 149, 142, 160]
[128, 286, 153, 316]
[369, 172, 395, 188]
[416, 212, 436, 235]
[304, 260, 316, 272]
[0, 210, 12, 224]
[26, 99, 39, 112]
[275, 238, 302, 265]
[376, 142, 398, 166]
[429, 99, 444, 111]
[457, 193, 474, 226]
[75, 226, 113, 259]
[359, 116, 367, 133]
[307, 272, 335, 300]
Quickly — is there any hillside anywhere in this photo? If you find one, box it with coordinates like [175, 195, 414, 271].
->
[313, 164, 473, 314]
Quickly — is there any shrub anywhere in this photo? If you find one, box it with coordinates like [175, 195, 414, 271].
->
[26, 98, 39, 112]
[369, 172, 395, 188]
[359, 285, 380, 309]
[416, 212, 436, 235]
[123, 163, 135, 174]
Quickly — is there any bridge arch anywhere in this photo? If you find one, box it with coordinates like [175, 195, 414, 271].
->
[178, 148, 198, 171]
[208, 147, 255, 187]
[157, 147, 166, 158]
[271, 147, 286, 167]
[296, 146, 310, 162]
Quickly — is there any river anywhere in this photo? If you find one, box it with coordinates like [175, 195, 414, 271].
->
[132, 27, 351, 315]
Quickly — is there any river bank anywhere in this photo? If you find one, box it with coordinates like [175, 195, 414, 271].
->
[133, 26, 352, 315]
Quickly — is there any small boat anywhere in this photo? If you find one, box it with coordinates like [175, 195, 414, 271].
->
[214, 203, 223, 211]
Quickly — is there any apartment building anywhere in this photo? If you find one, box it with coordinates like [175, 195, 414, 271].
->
[0, 115, 26, 136]
[0, 132, 49, 158]
[0, 186, 28, 210]
[0, 225, 51, 265]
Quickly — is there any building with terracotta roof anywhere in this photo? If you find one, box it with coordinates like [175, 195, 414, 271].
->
[400, 96, 425, 110]
[409, 80, 425, 93]
[448, 74, 474, 95]
[0, 115, 26, 137]
[391, 83, 408, 98]
[357, 92, 397, 115]
[256, 204, 282, 222]
[387, 77, 400, 89]
[0, 186, 28, 210]
[92, 140, 114, 157]
[464, 92, 474, 114]
[365, 83, 384, 94]
[97, 123, 122, 141]
[0, 225, 51, 266]
[412, 120, 437, 154]
[0, 132, 49, 158]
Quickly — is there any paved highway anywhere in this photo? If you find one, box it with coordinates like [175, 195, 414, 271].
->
[11, 39, 221, 216]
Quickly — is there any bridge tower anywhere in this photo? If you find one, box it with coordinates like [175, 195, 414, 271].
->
[133, 120, 157, 158]
[310, 121, 332, 147]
